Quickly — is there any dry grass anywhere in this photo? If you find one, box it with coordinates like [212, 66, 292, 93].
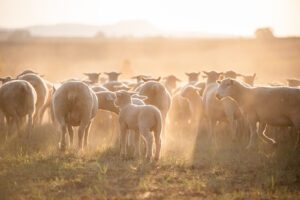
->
[0, 122, 300, 200]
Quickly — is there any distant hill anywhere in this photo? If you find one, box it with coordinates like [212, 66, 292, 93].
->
[27, 20, 161, 37]
[0, 20, 238, 38]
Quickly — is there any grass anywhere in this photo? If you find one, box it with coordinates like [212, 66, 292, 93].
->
[0, 122, 300, 200]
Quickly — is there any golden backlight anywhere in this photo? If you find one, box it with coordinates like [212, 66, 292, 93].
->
[0, 0, 299, 36]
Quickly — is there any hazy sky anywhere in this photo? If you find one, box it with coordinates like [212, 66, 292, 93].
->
[0, 0, 299, 36]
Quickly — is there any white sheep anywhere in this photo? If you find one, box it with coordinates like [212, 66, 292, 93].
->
[52, 81, 98, 151]
[216, 78, 300, 149]
[114, 90, 162, 160]
[138, 80, 171, 139]
[0, 80, 36, 139]
[18, 73, 49, 125]
[163, 75, 181, 94]
[202, 71, 242, 145]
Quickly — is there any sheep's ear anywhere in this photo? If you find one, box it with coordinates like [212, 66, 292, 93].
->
[175, 77, 181, 82]
[185, 73, 191, 76]
[217, 80, 221, 84]
[236, 73, 242, 76]
[202, 71, 209, 75]
[156, 77, 161, 82]
[197, 72, 201, 75]
[117, 73, 122, 76]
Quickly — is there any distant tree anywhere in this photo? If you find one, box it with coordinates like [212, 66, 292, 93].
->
[8, 30, 31, 40]
[255, 27, 275, 39]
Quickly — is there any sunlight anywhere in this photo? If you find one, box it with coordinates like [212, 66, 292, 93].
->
[0, 0, 299, 36]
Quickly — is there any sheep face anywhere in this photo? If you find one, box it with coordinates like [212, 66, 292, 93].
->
[202, 71, 223, 82]
[114, 91, 132, 107]
[181, 86, 200, 99]
[83, 73, 101, 83]
[96, 92, 119, 113]
[216, 78, 235, 100]
[185, 72, 200, 82]
[105, 72, 121, 81]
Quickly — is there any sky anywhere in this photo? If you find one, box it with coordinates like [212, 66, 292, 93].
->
[0, 0, 299, 36]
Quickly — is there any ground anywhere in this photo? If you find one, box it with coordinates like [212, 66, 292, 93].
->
[0, 123, 300, 200]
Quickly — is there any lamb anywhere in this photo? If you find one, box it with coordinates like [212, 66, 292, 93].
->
[138, 81, 171, 138]
[202, 71, 241, 144]
[18, 73, 49, 124]
[163, 75, 181, 94]
[52, 81, 98, 151]
[0, 80, 36, 139]
[105, 72, 122, 82]
[83, 73, 101, 84]
[114, 90, 162, 160]
[185, 72, 200, 84]
[216, 78, 300, 148]
[223, 70, 242, 79]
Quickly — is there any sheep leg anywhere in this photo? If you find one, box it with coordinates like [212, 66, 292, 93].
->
[26, 114, 33, 138]
[59, 125, 67, 151]
[78, 123, 87, 150]
[5, 116, 12, 141]
[119, 126, 128, 158]
[208, 119, 217, 146]
[67, 125, 74, 147]
[247, 121, 258, 149]
[140, 128, 153, 160]
[133, 131, 141, 158]
[83, 122, 91, 147]
[154, 130, 161, 161]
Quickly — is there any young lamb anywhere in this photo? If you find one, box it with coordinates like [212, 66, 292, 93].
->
[0, 80, 36, 139]
[216, 78, 300, 149]
[114, 90, 162, 160]
[52, 81, 98, 151]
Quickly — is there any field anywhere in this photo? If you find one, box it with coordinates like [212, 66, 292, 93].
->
[1, 37, 300, 199]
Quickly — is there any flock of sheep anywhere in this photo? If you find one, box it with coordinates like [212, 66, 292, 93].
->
[0, 69, 300, 160]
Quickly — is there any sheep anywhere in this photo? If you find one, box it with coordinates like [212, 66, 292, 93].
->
[138, 80, 171, 138]
[287, 79, 300, 87]
[185, 72, 200, 85]
[17, 69, 41, 77]
[18, 73, 49, 125]
[83, 73, 101, 84]
[0, 80, 36, 139]
[163, 75, 181, 94]
[114, 90, 162, 160]
[241, 73, 256, 86]
[202, 71, 241, 145]
[91, 85, 108, 93]
[105, 72, 122, 82]
[181, 85, 204, 126]
[223, 70, 242, 79]
[216, 78, 300, 149]
[103, 81, 130, 92]
[52, 81, 98, 151]
[0, 76, 13, 84]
